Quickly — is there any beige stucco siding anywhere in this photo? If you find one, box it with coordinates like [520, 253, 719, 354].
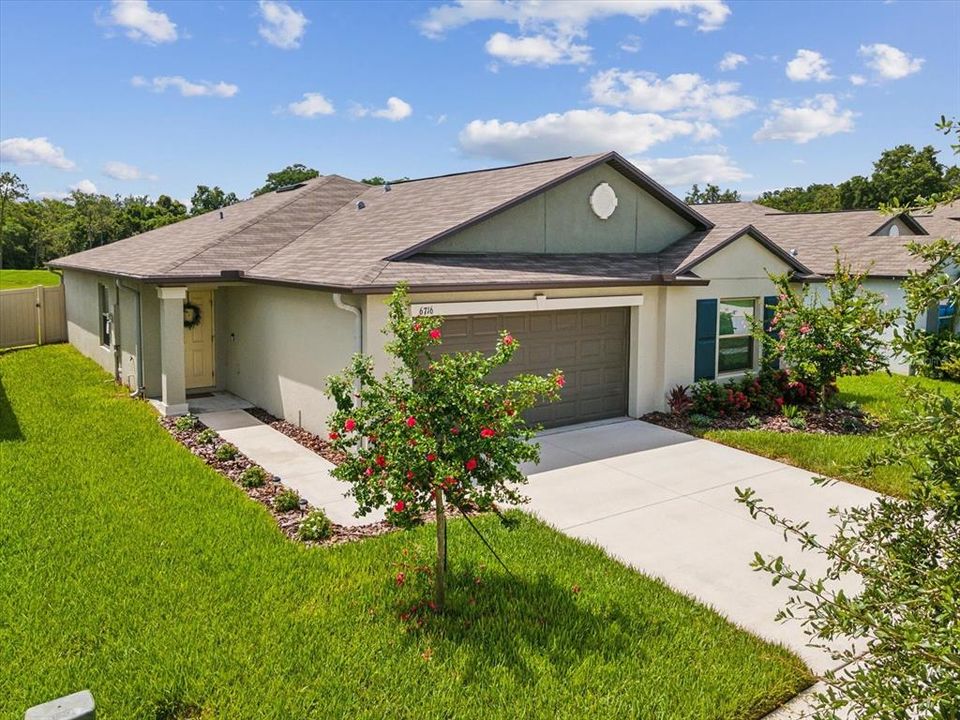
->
[219, 284, 356, 434]
[426, 164, 694, 255]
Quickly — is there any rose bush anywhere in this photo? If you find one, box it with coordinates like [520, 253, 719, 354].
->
[325, 284, 563, 610]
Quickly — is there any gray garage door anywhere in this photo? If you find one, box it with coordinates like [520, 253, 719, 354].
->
[439, 308, 630, 428]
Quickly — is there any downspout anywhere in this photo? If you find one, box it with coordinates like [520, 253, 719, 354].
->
[332, 293, 363, 355]
[117, 279, 145, 398]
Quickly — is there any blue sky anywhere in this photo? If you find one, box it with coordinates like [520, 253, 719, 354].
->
[1, 0, 957, 204]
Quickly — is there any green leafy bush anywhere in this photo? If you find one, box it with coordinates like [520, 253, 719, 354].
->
[196, 428, 217, 445]
[240, 466, 268, 488]
[174, 415, 198, 432]
[273, 488, 301, 512]
[214, 443, 238, 461]
[297, 509, 333, 541]
[689, 413, 713, 428]
[746, 415, 762, 429]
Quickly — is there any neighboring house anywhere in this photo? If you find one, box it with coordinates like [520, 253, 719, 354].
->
[49, 152, 959, 432]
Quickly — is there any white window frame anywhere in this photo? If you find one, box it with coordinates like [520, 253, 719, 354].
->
[716, 297, 758, 377]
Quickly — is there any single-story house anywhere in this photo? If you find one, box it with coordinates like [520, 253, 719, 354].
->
[50, 152, 959, 432]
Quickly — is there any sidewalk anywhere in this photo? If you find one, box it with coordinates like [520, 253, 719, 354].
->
[197, 409, 383, 526]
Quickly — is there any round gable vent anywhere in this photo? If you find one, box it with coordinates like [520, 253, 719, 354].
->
[589, 182, 618, 220]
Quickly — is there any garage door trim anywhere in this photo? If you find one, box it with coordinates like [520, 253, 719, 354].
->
[410, 293, 644, 318]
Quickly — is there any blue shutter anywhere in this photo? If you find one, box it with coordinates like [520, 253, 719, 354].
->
[763, 295, 780, 370]
[694, 299, 717, 381]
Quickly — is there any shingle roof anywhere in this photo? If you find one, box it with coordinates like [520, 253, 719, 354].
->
[50, 152, 958, 290]
[679, 201, 959, 278]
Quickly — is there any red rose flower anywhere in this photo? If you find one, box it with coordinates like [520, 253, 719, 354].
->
[465, 457, 478, 472]
[344, 418, 357, 432]
[406, 416, 417, 427]
[413, 322, 422, 332]
[429, 328, 441, 340]
[450, 426, 460, 435]
[365, 467, 374, 476]
[328, 431, 339, 440]
[393, 500, 406, 513]
[426, 452, 437, 462]
[480, 427, 496, 439]
[375, 455, 386, 468]
[555, 374, 566, 388]
[503, 334, 514, 345]
[406, 470, 415, 480]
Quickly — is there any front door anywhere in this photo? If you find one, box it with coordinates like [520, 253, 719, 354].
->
[184, 290, 215, 389]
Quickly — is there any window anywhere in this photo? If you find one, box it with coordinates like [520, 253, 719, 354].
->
[98, 283, 111, 347]
[717, 298, 756, 373]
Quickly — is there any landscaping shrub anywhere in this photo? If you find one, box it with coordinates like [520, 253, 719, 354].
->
[214, 443, 238, 461]
[297, 509, 333, 541]
[196, 428, 217, 445]
[174, 414, 199, 432]
[273, 488, 301, 512]
[689, 370, 819, 418]
[666, 384, 693, 415]
[240, 466, 268, 488]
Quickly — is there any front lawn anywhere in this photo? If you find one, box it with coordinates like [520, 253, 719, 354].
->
[704, 373, 959, 498]
[0, 345, 809, 719]
[0, 268, 61, 290]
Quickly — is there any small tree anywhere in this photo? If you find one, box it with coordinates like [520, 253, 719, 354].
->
[892, 238, 960, 379]
[753, 254, 894, 413]
[736, 386, 960, 718]
[325, 286, 563, 610]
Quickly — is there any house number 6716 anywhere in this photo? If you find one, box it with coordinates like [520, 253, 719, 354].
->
[417, 306, 434, 316]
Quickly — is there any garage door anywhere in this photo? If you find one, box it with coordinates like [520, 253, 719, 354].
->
[439, 308, 630, 428]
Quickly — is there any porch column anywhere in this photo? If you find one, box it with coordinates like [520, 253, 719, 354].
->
[156, 286, 189, 416]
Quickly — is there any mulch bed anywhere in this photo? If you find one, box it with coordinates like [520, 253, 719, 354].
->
[642, 405, 879, 435]
[245, 407, 346, 465]
[159, 416, 396, 547]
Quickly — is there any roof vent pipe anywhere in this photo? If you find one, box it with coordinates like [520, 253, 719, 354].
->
[790, 248, 798, 256]
[384, 183, 391, 192]
[219, 211, 224, 220]
[356, 200, 366, 210]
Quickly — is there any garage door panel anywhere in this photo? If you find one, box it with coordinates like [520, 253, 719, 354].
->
[437, 307, 630, 428]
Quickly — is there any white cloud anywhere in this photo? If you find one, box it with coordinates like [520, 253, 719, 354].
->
[71, 179, 98, 194]
[131, 75, 238, 98]
[619, 34, 641, 53]
[0, 137, 76, 170]
[287, 92, 335, 117]
[458, 108, 711, 161]
[631, 153, 749, 185]
[104, 0, 177, 44]
[849, 74, 867, 86]
[103, 160, 156, 181]
[858, 43, 924, 80]
[785, 49, 834, 82]
[753, 94, 855, 144]
[485, 32, 590, 66]
[258, 0, 308, 50]
[717, 51, 747, 71]
[420, 0, 732, 38]
[353, 97, 413, 121]
[34, 190, 70, 201]
[588, 69, 755, 120]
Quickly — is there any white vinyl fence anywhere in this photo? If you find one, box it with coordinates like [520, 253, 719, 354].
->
[0, 284, 67, 349]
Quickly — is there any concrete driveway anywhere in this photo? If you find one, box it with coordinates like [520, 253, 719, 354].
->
[522, 419, 877, 675]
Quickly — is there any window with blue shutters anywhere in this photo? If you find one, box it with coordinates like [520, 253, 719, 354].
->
[694, 299, 717, 380]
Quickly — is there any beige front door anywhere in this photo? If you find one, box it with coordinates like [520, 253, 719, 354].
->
[184, 290, 215, 389]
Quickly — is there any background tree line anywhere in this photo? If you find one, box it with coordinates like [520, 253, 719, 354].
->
[685, 143, 959, 210]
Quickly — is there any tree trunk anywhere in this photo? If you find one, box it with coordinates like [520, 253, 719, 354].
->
[820, 381, 828, 415]
[434, 488, 446, 612]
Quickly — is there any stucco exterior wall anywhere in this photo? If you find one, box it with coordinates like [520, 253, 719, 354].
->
[426, 163, 694, 255]
[63, 269, 161, 394]
[219, 284, 356, 434]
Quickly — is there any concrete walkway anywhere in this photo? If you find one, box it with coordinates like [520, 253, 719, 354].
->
[523, 419, 877, 676]
[198, 409, 382, 526]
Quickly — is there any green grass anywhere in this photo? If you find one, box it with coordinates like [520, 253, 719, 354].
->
[0, 345, 809, 719]
[0, 268, 60, 290]
[704, 373, 960, 498]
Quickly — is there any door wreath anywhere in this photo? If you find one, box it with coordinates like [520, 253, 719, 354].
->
[183, 301, 202, 329]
